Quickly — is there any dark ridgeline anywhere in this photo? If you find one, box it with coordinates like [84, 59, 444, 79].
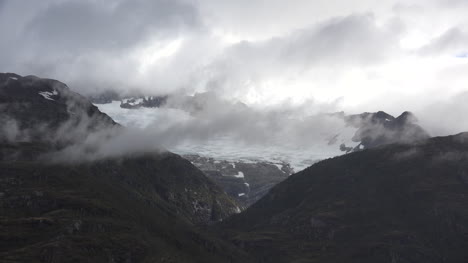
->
[120, 96, 168, 109]
[88, 90, 168, 109]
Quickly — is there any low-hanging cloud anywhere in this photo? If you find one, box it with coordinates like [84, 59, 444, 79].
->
[46, 126, 165, 163]
[158, 94, 346, 147]
[1, 93, 349, 166]
[86, 92, 366, 173]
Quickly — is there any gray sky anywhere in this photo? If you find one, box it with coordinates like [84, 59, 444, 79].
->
[1, 0, 468, 135]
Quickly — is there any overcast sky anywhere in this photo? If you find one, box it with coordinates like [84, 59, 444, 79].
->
[1, 0, 468, 135]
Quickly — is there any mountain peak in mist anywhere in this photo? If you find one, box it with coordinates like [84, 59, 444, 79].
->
[0, 73, 117, 145]
[343, 110, 429, 150]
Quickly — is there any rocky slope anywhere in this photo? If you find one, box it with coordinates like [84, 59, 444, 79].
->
[221, 133, 468, 263]
[184, 155, 293, 208]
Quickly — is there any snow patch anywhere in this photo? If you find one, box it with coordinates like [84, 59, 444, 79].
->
[9, 77, 18, 81]
[238, 193, 246, 197]
[233, 171, 244, 178]
[244, 182, 250, 187]
[38, 90, 58, 101]
[273, 163, 283, 171]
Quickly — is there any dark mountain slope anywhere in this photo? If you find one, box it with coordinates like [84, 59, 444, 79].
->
[0, 150, 250, 263]
[222, 133, 468, 263]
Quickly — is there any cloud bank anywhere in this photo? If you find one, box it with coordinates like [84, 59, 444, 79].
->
[1, 0, 468, 135]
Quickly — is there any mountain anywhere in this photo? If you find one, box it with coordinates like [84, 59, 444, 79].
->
[0, 73, 117, 146]
[120, 96, 167, 109]
[88, 90, 167, 109]
[221, 133, 468, 263]
[3, 72, 467, 262]
[0, 73, 249, 262]
[339, 111, 430, 152]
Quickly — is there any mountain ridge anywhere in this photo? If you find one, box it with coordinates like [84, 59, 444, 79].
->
[220, 132, 468, 262]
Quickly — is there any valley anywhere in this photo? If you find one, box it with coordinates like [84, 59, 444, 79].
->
[1, 73, 467, 263]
